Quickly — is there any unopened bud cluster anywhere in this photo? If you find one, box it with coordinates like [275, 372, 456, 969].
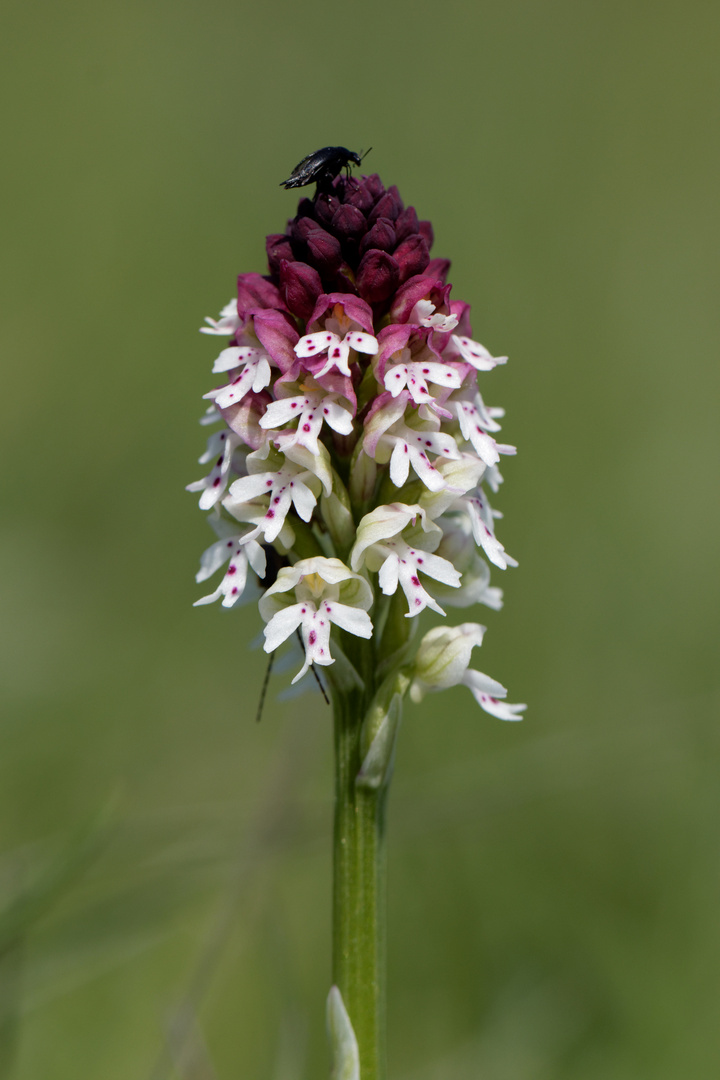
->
[189, 170, 525, 722]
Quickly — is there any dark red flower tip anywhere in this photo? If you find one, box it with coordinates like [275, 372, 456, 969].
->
[266, 172, 446, 316]
[356, 249, 400, 303]
[279, 259, 324, 320]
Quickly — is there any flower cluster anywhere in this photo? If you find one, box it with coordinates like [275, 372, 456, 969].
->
[189, 170, 524, 721]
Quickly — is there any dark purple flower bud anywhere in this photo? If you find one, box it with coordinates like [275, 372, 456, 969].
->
[314, 193, 341, 228]
[290, 216, 318, 244]
[279, 259, 323, 320]
[394, 206, 420, 244]
[393, 234, 430, 283]
[296, 198, 316, 220]
[426, 258, 451, 283]
[356, 249, 400, 303]
[368, 189, 403, 226]
[418, 220, 434, 250]
[326, 267, 357, 295]
[345, 178, 376, 212]
[237, 273, 285, 318]
[306, 227, 343, 274]
[359, 217, 397, 256]
[331, 204, 366, 241]
[364, 174, 386, 200]
[266, 234, 294, 276]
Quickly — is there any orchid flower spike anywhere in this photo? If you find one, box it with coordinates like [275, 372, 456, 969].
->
[190, 165, 524, 721]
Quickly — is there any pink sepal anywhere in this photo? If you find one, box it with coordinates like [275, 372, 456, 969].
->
[450, 300, 473, 338]
[390, 275, 446, 324]
[307, 293, 375, 335]
[252, 309, 300, 373]
[362, 391, 408, 456]
[237, 273, 285, 319]
[219, 390, 272, 450]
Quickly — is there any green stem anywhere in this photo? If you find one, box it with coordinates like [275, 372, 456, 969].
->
[332, 685, 387, 1080]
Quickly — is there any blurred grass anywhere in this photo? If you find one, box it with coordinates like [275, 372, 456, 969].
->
[1, 0, 719, 1076]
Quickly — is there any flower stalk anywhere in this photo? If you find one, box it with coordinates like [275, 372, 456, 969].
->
[332, 673, 388, 1080]
[188, 158, 526, 1074]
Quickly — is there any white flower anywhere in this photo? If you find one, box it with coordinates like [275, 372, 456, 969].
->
[410, 623, 526, 721]
[432, 513, 504, 610]
[373, 418, 460, 492]
[383, 351, 461, 405]
[260, 388, 353, 457]
[193, 529, 266, 608]
[199, 299, 241, 336]
[186, 427, 243, 510]
[351, 503, 460, 616]
[224, 458, 320, 543]
[203, 347, 273, 408]
[450, 489, 517, 570]
[410, 299, 459, 332]
[295, 329, 378, 377]
[447, 335, 508, 371]
[446, 387, 516, 467]
[259, 558, 373, 683]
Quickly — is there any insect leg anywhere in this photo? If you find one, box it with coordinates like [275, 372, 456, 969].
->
[294, 627, 330, 705]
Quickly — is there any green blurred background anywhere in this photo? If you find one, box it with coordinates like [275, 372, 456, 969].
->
[2, 0, 719, 1076]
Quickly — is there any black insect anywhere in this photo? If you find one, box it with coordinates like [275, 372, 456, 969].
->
[280, 146, 370, 191]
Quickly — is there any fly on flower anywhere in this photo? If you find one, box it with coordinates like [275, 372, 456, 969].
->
[280, 146, 371, 190]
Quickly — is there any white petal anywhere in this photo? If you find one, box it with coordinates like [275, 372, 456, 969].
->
[378, 553, 399, 595]
[415, 550, 461, 587]
[409, 362, 461, 388]
[389, 441, 411, 488]
[322, 400, 354, 435]
[295, 331, 338, 358]
[290, 478, 317, 522]
[212, 346, 256, 374]
[260, 395, 307, 429]
[263, 604, 306, 652]
[252, 356, 272, 392]
[345, 331, 378, 355]
[317, 339, 352, 377]
[323, 600, 373, 638]
[195, 537, 238, 583]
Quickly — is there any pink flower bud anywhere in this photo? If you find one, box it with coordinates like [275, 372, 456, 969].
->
[393, 235, 430, 283]
[279, 259, 323, 320]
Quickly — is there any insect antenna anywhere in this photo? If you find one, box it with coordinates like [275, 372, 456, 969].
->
[255, 651, 275, 724]
[359, 146, 373, 164]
